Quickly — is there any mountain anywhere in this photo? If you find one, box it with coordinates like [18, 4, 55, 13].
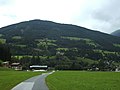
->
[0, 19, 120, 54]
[0, 19, 120, 70]
[0, 20, 120, 57]
[111, 30, 120, 37]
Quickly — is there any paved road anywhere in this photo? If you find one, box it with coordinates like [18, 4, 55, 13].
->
[12, 71, 54, 90]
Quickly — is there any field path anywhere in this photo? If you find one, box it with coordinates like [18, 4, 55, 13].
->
[11, 71, 54, 90]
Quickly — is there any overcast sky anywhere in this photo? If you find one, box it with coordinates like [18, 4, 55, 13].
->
[0, 0, 120, 34]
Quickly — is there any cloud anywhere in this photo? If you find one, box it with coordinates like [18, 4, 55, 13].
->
[11, 0, 84, 22]
[80, 0, 120, 33]
[0, 0, 9, 6]
[0, 0, 120, 33]
[0, 0, 13, 6]
[0, 0, 85, 28]
[90, 0, 120, 33]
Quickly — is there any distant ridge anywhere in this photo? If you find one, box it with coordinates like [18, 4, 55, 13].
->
[111, 30, 120, 37]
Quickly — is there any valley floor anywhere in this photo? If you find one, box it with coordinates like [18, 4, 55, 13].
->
[0, 69, 43, 90]
[46, 71, 120, 90]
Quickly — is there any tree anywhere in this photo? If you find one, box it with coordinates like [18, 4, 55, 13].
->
[0, 44, 11, 62]
[0, 60, 3, 66]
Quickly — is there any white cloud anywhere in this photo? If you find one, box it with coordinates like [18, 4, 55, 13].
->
[0, 0, 120, 33]
[0, 0, 85, 27]
[11, 0, 85, 22]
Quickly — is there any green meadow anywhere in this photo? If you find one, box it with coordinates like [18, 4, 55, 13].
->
[46, 71, 120, 90]
[0, 67, 42, 90]
[0, 39, 6, 44]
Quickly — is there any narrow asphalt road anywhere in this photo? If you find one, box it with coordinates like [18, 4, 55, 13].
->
[11, 71, 54, 90]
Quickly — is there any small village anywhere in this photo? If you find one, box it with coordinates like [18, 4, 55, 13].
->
[1, 60, 120, 72]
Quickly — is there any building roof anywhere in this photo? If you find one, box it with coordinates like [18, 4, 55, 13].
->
[30, 65, 47, 68]
[11, 63, 20, 66]
[2, 61, 9, 64]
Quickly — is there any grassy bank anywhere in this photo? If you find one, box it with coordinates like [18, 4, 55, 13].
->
[0, 67, 42, 90]
[0, 67, 14, 71]
[46, 71, 120, 90]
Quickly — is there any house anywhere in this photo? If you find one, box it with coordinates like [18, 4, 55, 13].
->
[30, 65, 48, 71]
[115, 67, 120, 72]
[11, 63, 22, 70]
[2, 61, 10, 68]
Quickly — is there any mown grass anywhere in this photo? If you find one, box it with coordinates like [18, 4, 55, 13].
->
[46, 71, 120, 90]
[0, 67, 43, 90]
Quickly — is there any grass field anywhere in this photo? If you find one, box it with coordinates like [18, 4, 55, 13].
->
[46, 71, 120, 90]
[0, 67, 43, 90]
[0, 67, 14, 71]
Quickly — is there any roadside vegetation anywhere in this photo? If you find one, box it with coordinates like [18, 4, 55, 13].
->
[0, 67, 14, 71]
[0, 67, 43, 90]
[46, 71, 120, 90]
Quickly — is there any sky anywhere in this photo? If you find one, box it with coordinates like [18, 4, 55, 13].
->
[0, 0, 120, 34]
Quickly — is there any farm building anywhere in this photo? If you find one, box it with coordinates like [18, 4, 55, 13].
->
[11, 63, 22, 70]
[115, 67, 120, 72]
[30, 65, 48, 71]
[2, 61, 10, 67]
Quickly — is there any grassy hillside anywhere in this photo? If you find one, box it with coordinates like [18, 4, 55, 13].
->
[0, 67, 14, 71]
[46, 71, 120, 90]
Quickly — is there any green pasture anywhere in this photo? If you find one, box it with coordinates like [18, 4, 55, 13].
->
[37, 42, 57, 47]
[94, 49, 116, 54]
[35, 39, 56, 42]
[113, 44, 120, 48]
[0, 39, 6, 44]
[61, 36, 92, 42]
[46, 71, 120, 90]
[56, 48, 69, 51]
[61, 36, 81, 41]
[61, 36, 100, 47]
[36, 38, 57, 47]
[0, 67, 43, 90]
[0, 67, 14, 71]
[11, 55, 49, 60]
[0, 34, 3, 37]
[14, 44, 27, 48]
[12, 36, 22, 40]
[77, 57, 98, 64]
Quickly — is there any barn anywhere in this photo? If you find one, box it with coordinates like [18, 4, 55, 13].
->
[30, 65, 48, 71]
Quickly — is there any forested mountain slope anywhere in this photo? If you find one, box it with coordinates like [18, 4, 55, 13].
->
[0, 19, 120, 70]
[0, 19, 120, 54]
